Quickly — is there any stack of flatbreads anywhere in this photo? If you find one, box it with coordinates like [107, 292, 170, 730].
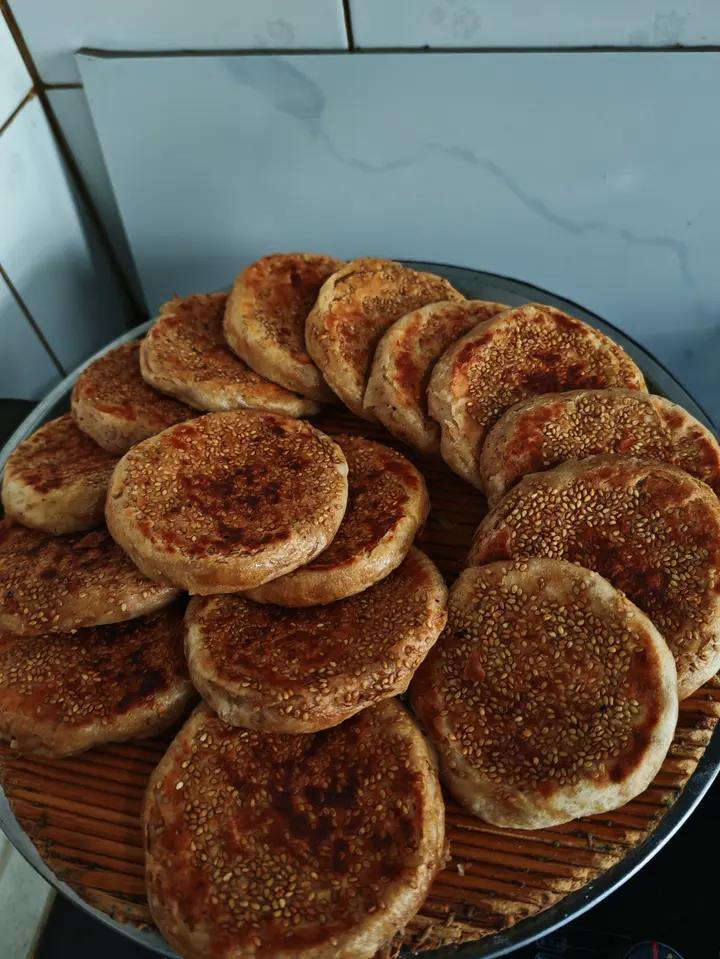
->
[1, 252, 719, 959]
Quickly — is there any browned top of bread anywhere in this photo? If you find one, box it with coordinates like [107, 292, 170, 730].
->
[243, 435, 429, 606]
[105, 411, 348, 593]
[144, 699, 445, 959]
[364, 299, 508, 453]
[140, 293, 319, 416]
[410, 560, 677, 828]
[186, 548, 447, 731]
[469, 455, 720, 699]
[225, 253, 342, 400]
[2, 414, 115, 496]
[0, 520, 179, 636]
[306, 435, 426, 566]
[1, 413, 117, 534]
[480, 390, 720, 504]
[0, 604, 192, 756]
[428, 304, 647, 487]
[305, 258, 464, 419]
[72, 342, 193, 453]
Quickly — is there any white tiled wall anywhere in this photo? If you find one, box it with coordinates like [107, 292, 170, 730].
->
[46, 87, 143, 304]
[0, 97, 133, 370]
[0, 9, 142, 401]
[349, 1, 720, 48]
[0, 14, 31, 121]
[10, 0, 349, 83]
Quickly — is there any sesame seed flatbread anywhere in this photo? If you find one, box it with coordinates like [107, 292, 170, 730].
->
[140, 292, 320, 416]
[244, 435, 429, 606]
[224, 253, 342, 401]
[186, 548, 447, 732]
[468, 455, 720, 698]
[144, 699, 445, 959]
[0, 604, 193, 756]
[427, 304, 647, 488]
[410, 560, 678, 828]
[306, 258, 464, 421]
[479, 389, 720, 505]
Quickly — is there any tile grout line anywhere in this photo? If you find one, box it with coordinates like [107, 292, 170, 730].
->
[75, 43, 720, 58]
[1, 1, 147, 322]
[0, 88, 34, 137]
[0, 263, 66, 376]
[342, 0, 355, 51]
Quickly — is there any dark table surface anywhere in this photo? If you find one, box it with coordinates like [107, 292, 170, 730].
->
[2, 400, 715, 959]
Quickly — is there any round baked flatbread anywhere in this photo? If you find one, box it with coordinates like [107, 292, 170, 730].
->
[106, 411, 349, 595]
[0, 603, 193, 756]
[72, 341, 194, 454]
[468, 455, 720, 699]
[479, 389, 720, 505]
[224, 253, 342, 401]
[244, 435, 429, 606]
[305, 258, 464, 420]
[186, 548, 447, 732]
[1, 413, 116, 534]
[410, 560, 678, 829]
[144, 699, 445, 959]
[0, 520, 179, 637]
[427, 303, 647, 488]
[364, 299, 508, 454]
[140, 292, 320, 416]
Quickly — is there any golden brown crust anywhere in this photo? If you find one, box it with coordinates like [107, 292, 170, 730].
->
[140, 292, 320, 416]
[244, 435, 429, 606]
[106, 411, 349, 595]
[1, 414, 117, 534]
[480, 390, 720, 505]
[305, 259, 464, 420]
[427, 304, 647, 488]
[224, 253, 342, 401]
[186, 548, 447, 732]
[0, 604, 194, 756]
[72, 342, 194, 454]
[468, 455, 720, 699]
[144, 699, 445, 959]
[0, 520, 179, 637]
[410, 560, 678, 829]
[364, 300, 508, 454]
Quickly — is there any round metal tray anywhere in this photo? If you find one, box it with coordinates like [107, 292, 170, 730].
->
[0, 263, 717, 959]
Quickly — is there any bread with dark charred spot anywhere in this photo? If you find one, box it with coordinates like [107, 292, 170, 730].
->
[186, 548, 447, 732]
[0, 603, 194, 756]
[1, 414, 116, 533]
[144, 699, 445, 959]
[244, 435, 429, 606]
[106, 410, 349, 595]
[0, 520, 179, 636]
